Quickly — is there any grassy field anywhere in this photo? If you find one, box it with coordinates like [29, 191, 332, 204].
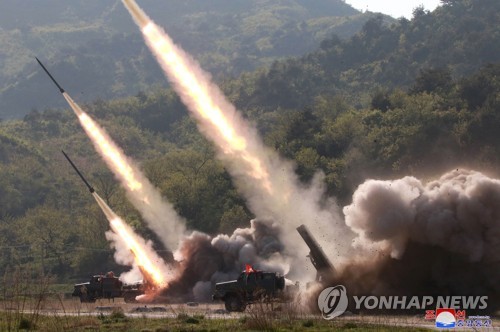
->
[0, 296, 439, 332]
[5, 296, 499, 331]
[0, 310, 434, 332]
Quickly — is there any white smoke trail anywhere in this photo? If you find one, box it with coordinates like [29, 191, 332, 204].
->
[63, 92, 186, 251]
[121, 0, 352, 277]
[119, 3, 500, 301]
[93, 192, 174, 286]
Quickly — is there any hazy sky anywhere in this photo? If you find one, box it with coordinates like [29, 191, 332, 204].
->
[345, 0, 442, 19]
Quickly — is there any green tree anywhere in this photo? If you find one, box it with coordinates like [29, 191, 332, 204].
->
[219, 205, 251, 234]
[17, 205, 78, 279]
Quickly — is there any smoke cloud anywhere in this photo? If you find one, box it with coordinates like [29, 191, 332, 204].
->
[118, 1, 499, 308]
[336, 169, 500, 307]
[345, 169, 500, 263]
[162, 219, 289, 301]
[121, 1, 352, 281]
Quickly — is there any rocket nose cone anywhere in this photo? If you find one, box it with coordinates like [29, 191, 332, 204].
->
[35, 57, 44, 67]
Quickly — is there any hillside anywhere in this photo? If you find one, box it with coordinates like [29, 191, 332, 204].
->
[229, 0, 500, 111]
[0, 0, 387, 119]
[0, 0, 499, 284]
[1, 61, 499, 281]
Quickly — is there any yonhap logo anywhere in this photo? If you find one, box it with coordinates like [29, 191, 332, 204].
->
[318, 285, 348, 319]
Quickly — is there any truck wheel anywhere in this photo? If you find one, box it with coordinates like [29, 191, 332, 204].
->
[225, 295, 246, 312]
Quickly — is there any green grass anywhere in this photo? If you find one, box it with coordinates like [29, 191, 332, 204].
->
[0, 311, 434, 332]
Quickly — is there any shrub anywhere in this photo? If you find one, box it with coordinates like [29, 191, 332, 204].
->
[343, 322, 358, 329]
[110, 307, 126, 320]
[18, 317, 32, 330]
[185, 317, 199, 324]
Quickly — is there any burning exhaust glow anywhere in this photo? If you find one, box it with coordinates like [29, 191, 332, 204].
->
[93, 192, 172, 287]
[122, 0, 350, 275]
[119, 2, 500, 306]
[63, 92, 186, 251]
[122, 0, 272, 194]
[63, 93, 141, 191]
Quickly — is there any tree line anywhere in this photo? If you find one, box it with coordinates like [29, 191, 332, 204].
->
[0, 0, 499, 283]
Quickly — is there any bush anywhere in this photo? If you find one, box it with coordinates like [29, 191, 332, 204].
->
[154, 328, 170, 332]
[343, 322, 358, 329]
[185, 317, 199, 324]
[177, 313, 189, 320]
[110, 307, 126, 320]
[18, 317, 32, 330]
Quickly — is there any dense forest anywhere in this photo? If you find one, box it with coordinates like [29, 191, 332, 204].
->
[0, 0, 385, 119]
[228, 0, 500, 111]
[1, 0, 500, 284]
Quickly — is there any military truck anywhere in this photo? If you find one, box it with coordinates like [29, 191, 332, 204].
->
[212, 225, 334, 312]
[72, 272, 145, 303]
[212, 268, 286, 312]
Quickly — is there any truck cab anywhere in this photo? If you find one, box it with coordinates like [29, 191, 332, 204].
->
[72, 272, 143, 303]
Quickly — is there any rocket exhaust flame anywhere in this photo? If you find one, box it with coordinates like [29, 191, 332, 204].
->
[60, 149, 172, 288]
[35, 58, 187, 253]
[64, 93, 142, 192]
[121, 0, 350, 273]
[93, 192, 172, 288]
[58, 3, 494, 306]
[121, 4, 500, 306]
[122, 0, 272, 193]
[62, 92, 186, 251]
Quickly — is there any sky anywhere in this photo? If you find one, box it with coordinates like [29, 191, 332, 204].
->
[344, 0, 442, 19]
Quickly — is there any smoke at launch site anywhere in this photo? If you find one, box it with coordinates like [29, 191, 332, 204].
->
[159, 219, 290, 301]
[121, 0, 352, 281]
[122, 1, 499, 302]
[47, 0, 492, 306]
[331, 169, 500, 308]
[121, 166, 499, 305]
[58, 68, 294, 294]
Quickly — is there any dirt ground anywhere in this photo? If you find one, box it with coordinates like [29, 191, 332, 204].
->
[2, 297, 232, 317]
[1, 297, 499, 330]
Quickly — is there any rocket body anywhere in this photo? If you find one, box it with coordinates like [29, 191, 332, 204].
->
[35, 57, 65, 93]
[62, 150, 95, 193]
